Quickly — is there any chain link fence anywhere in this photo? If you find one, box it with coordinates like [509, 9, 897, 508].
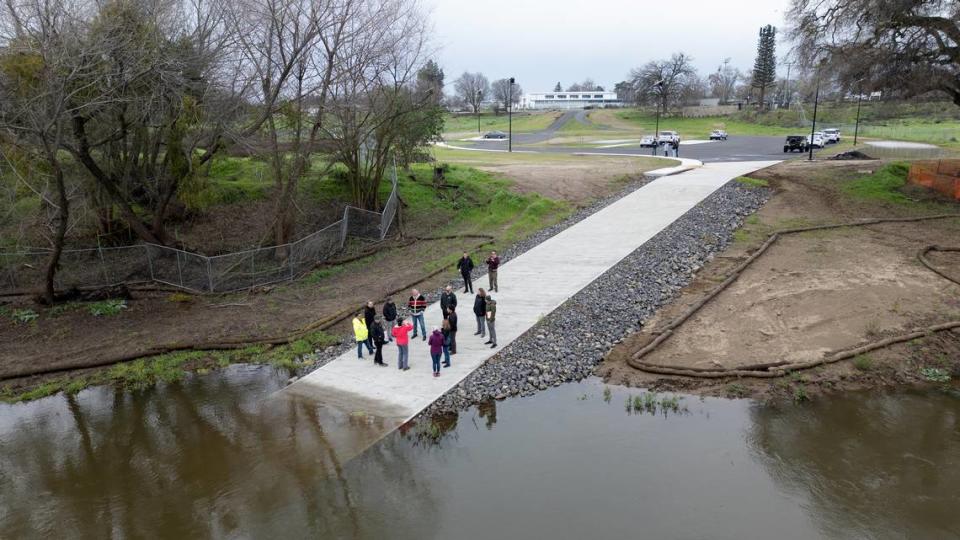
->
[1, 166, 400, 294]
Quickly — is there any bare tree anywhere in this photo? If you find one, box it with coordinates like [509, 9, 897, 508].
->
[566, 78, 597, 92]
[322, 0, 431, 209]
[788, 0, 960, 106]
[0, 0, 98, 301]
[1, 0, 234, 296]
[490, 77, 521, 114]
[680, 74, 708, 104]
[614, 80, 636, 104]
[629, 52, 696, 110]
[453, 71, 489, 114]
[231, 0, 353, 251]
[709, 58, 741, 103]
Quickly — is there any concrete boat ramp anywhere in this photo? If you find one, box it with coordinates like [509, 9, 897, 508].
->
[281, 160, 779, 456]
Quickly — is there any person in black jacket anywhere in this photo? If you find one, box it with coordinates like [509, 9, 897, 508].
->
[363, 301, 376, 351]
[457, 252, 475, 293]
[473, 288, 487, 338]
[440, 285, 457, 317]
[382, 297, 397, 342]
[371, 316, 387, 366]
[446, 305, 458, 354]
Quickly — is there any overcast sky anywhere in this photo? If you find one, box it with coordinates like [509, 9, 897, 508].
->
[425, 0, 793, 93]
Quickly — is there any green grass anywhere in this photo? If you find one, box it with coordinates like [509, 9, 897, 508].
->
[303, 265, 347, 284]
[842, 162, 912, 204]
[612, 110, 798, 137]
[0, 329, 340, 403]
[188, 156, 271, 208]
[590, 103, 960, 148]
[443, 111, 562, 135]
[394, 161, 572, 244]
[736, 176, 770, 188]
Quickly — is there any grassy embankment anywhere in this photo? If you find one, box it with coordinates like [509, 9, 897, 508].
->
[2, 152, 574, 402]
[533, 101, 960, 150]
[442, 110, 562, 137]
[730, 162, 959, 245]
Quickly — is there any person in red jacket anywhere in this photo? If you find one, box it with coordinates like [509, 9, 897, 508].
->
[392, 317, 414, 371]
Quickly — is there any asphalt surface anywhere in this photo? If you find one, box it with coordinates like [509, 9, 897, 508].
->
[455, 112, 836, 163]
[456, 134, 833, 163]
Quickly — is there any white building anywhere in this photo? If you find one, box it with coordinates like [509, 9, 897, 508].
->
[519, 91, 621, 110]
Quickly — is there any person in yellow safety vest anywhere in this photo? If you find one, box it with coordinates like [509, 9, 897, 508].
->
[353, 313, 373, 358]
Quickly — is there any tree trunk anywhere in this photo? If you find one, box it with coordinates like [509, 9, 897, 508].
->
[43, 157, 68, 304]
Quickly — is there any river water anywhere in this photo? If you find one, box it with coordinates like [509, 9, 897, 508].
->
[1, 365, 958, 539]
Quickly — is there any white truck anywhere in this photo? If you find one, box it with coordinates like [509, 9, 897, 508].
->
[822, 128, 841, 143]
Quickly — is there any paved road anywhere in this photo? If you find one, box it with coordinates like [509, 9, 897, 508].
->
[284, 160, 780, 460]
[460, 111, 836, 163]
[459, 134, 823, 163]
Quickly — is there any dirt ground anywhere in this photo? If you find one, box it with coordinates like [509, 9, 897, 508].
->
[601, 159, 960, 401]
[437, 155, 658, 204]
[0, 154, 660, 388]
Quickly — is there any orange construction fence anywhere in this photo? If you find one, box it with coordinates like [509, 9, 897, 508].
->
[908, 160, 960, 201]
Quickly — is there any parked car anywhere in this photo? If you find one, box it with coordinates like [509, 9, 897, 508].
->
[810, 132, 826, 148]
[709, 129, 728, 141]
[639, 134, 658, 147]
[783, 135, 810, 153]
[658, 131, 680, 145]
[823, 128, 841, 143]
[483, 130, 508, 140]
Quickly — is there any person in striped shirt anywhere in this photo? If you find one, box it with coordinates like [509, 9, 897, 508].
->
[407, 289, 427, 340]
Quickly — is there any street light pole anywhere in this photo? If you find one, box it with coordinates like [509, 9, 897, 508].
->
[652, 80, 664, 157]
[808, 76, 821, 162]
[853, 87, 863, 146]
[508, 77, 515, 152]
[477, 90, 483, 134]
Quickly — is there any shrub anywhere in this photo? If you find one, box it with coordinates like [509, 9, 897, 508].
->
[88, 299, 127, 317]
[11, 308, 39, 324]
[853, 354, 874, 371]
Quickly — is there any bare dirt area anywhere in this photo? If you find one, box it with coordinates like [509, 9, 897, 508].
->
[0, 154, 658, 392]
[436, 153, 666, 204]
[600, 159, 960, 401]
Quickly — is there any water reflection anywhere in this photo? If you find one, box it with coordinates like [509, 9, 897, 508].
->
[0, 366, 439, 538]
[749, 390, 960, 539]
[2, 368, 959, 539]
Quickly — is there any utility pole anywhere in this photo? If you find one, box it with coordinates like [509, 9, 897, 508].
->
[508, 77, 515, 152]
[808, 71, 821, 162]
[652, 79, 664, 157]
[477, 90, 483, 134]
[781, 61, 796, 108]
[853, 79, 864, 146]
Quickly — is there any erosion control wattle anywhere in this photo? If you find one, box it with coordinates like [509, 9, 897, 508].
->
[628, 214, 960, 379]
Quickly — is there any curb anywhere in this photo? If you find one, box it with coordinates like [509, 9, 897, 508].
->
[643, 159, 704, 178]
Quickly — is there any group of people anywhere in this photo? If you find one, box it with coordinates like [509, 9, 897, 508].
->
[351, 250, 501, 377]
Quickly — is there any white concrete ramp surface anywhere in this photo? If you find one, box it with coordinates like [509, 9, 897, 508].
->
[285, 161, 779, 435]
